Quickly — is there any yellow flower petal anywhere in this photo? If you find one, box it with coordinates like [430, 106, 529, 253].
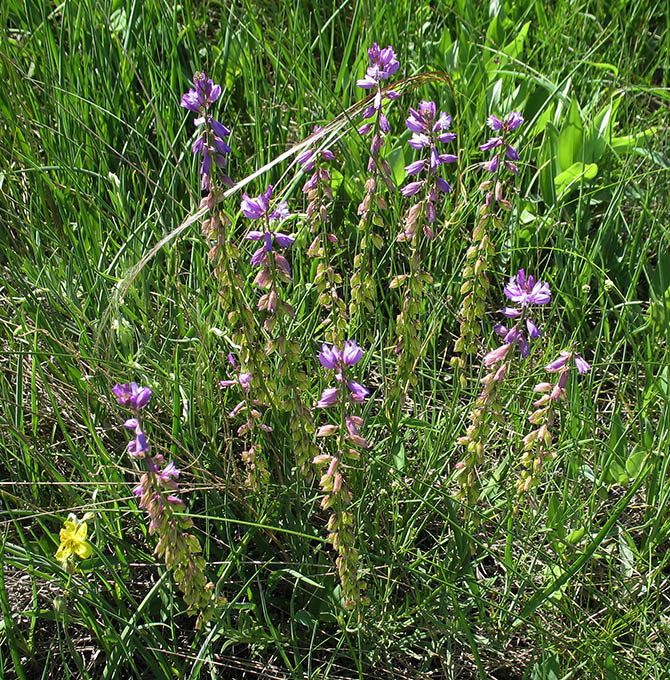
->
[55, 543, 72, 561]
[73, 541, 92, 559]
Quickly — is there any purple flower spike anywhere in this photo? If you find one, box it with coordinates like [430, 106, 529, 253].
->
[356, 43, 400, 89]
[402, 99, 457, 203]
[480, 111, 523, 179]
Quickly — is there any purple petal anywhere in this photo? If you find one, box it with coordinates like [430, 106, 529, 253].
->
[435, 177, 452, 193]
[405, 159, 426, 175]
[505, 111, 524, 131]
[317, 387, 339, 408]
[408, 133, 430, 149]
[526, 318, 541, 339]
[574, 355, 591, 374]
[347, 380, 369, 402]
[437, 132, 456, 143]
[342, 340, 363, 366]
[274, 232, 295, 248]
[487, 114, 503, 131]
[505, 145, 520, 161]
[480, 137, 502, 151]
[250, 247, 266, 266]
[545, 352, 571, 373]
[209, 118, 230, 138]
[401, 181, 424, 197]
[318, 344, 338, 369]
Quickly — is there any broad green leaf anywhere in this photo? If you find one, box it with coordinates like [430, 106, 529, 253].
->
[585, 95, 622, 162]
[502, 21, 530, 60]
[554, 161, 598, 198]
[626, 450, 647, 479]
[610, 126, 659, 152]
[539, 121, 560, 205]
[558, 98, 584, 171]
[387, 146, 406, 186]
[485, 15, 505, 48]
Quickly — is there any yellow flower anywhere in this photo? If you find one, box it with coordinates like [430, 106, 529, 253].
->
[55, 513, 93, 562]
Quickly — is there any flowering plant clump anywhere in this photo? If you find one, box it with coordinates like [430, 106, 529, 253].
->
[453, 111, 524, 381]
[241, 183, 317, 477]
[300, 127, 348, 344]
[351, 43, 400, 337]
[181, 72, 233, 192]
[313, 341, 371, 609]
[518, 351, 591, 494]
[399, 100, 457, 240]
[455, 270, 550, 505]
[114, 382, 220, 627]
[391, 99, 458, 405]
[241, 184, 295, 324]
[219, 354, 271, 488]
[55, 512, 94, 573]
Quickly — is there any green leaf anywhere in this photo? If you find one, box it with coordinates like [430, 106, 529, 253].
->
[610, 126, 659, 152]
[554, 161, 598, 199]
[485, 15, 505, 48]
[625, 449, 647, 479]
[585, 95, 622, 163]
[501, 21, 530, 60]
[558, 98, 584, 171]
[539, 121, 560, 205]
[387, 146, 406, 186]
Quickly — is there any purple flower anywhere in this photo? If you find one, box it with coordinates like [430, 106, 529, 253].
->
[356, 43, 400, 89]
[113, 383, 151, 410]
[401, 181, 424, 197]
[574, 355, 591, 374]
[241, 185, 291, 224]
[347, 380, 369, 402]
[480, 111, 524, 175]
[402, 100, 457, 202]
[504, 270, 551, 309]
[545, 351, 591, 375]
[246, 228, 295, 252]
[317, 387, 339, 409]
[342, 340, 363, 366]
[128, 430, 149, 459]
[180, 72, 222, 113]
[241, 185, 274, 219]
[318, 344, 341, 370]
[317, 341, 369, 406]
[160, 461, 180, 485]
[545, 351, 571, 373]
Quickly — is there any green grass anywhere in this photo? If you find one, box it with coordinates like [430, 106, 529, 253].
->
[1, 0, 669, 677]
